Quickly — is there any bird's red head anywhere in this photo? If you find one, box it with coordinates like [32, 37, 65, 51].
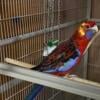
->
[72, 21, 98, 53]
[81, 21, 96, 28]
[75, 21, 98, 38]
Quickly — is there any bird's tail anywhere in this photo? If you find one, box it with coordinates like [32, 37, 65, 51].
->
[25, 84, 44, 100]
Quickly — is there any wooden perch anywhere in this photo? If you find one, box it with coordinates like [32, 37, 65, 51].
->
[4, 58, 100, 88]
[5, 58, 35, 69]
[5, 57, 100, 86]
[65, 75, 100, 87]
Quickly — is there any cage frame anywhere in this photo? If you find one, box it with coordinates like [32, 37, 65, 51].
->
[0, 0, 100, 100]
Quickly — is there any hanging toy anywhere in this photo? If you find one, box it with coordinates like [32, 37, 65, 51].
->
[43, 39, 59, 56]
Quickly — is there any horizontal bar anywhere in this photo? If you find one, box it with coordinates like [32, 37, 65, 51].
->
[0, 63, 100, 99]
[96, 23, 100, 26]
[91, 18, 100, 22]
[0, 18, 86, 46]
[91, 18, 100, 25]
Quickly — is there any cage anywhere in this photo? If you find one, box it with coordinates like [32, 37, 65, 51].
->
[0, 0, 100, 100]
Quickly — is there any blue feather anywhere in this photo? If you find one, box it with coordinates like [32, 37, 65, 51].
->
[44, 49, 80, 73]
[58, 57, 79, 72]
[86, 30, 94, 39]
[25, 85, 44, 100]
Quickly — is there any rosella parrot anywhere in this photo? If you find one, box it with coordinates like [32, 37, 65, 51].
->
[25, 21, 98, 100]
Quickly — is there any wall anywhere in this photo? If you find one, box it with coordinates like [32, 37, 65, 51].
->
[91, 0, 100, 19]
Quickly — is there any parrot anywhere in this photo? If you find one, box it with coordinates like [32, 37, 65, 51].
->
[25, 21, 98, 100]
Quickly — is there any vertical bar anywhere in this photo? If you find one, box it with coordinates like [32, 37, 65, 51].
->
[43, 0, 46, 45]
[83, 52, 88, 79]
[83, 0, 92, 80]
[85, 1, 92, 100]
[51, 0, 55, 39]
[57, 0, 61, 40]
[87, 0, 92, 19]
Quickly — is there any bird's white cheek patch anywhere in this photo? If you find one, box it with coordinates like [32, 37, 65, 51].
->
[89, 25, 98, 32]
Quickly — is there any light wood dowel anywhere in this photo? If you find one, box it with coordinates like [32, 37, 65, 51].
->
[65, 75, 100, 87]
[5, 58, 35, 69]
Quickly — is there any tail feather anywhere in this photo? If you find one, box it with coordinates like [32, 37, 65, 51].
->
[25, 85, 44, 100]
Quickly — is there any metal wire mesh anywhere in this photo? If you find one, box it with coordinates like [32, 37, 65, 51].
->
[88, 35, 100, 82]
[0, 0, 90, 100]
